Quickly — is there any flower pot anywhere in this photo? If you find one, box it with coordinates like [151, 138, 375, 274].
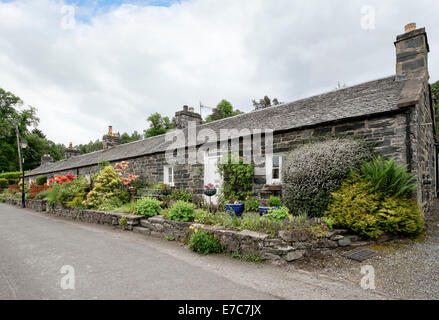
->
[203, 188, 217, 197]
[128, 187, 137, 202]
[225, 203, 245, 217]
[258, 206, 280, 216]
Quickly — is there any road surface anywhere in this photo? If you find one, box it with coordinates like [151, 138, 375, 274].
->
[0, 203, 385, 299]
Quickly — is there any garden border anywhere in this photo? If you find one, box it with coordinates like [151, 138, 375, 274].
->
[2, 198, 387, 264]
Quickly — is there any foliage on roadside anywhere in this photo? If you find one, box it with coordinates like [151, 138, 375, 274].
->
[324, 178, 424, 239]
[189, 226, 222, 254]
[83, 165, 122, 209]
[168, 201, 196, 222]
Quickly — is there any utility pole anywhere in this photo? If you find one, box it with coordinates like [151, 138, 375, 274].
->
[15, 124, 25, 208]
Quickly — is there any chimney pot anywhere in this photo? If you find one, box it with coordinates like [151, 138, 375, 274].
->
[69, 142, 73, 149]
[405, 23, 417, 33]
[188, 106, 194, 113]
[108, 126, 113, 136]
[183, 105, 188, 112]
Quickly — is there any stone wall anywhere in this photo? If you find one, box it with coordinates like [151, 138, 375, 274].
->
[134, 215, 370, 264]
[411, 80, 436, 211]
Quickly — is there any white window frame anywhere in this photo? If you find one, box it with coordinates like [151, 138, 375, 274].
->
[266, 154, 283, 185]
[163, 165, 175, 186]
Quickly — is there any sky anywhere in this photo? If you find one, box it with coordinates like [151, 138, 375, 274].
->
[0, 0, 438, 145]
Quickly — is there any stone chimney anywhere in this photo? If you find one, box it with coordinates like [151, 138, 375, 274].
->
[175, 105, 202, 129]
[64, 142, 80, 160]
[41, 154, 53, 166]
[102, 125, 122, 149]
[395, 23, 430, 80]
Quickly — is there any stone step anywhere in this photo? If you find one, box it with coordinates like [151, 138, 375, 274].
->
[133, 226, 150, 235]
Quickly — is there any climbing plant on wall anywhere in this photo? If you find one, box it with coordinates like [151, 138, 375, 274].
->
[217, 154, 254, 201]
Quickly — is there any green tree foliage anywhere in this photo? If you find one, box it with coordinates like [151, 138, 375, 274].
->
[121, 131, 142, 144]
[77, 139, 103, 154]
[144, 113, 176, 138]
[0, 87, 65, 172]
[431, 80, 439, 134]
[205, 100, 243, 123]
[252, 96, 282, 110]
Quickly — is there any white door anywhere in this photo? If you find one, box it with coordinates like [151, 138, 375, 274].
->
[204, 152, 223, 204]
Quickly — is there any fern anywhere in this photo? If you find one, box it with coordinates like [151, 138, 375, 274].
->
[359, 156, 416, 198]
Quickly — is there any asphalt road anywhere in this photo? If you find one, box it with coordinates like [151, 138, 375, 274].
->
[0, 203, 385, 300]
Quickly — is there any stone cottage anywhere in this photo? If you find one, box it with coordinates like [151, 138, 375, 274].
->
[26, 24, 437, 212]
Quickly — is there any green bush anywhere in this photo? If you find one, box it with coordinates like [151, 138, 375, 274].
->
[324, 179, 424, 239]
[115, 202, 137, 214]
[119, 190, 131, 204]
[169, 188, 193, 202]
[264, 206, 290, 222]
[267, 196, 282, 207]
[359, 156, 417, 198]
[45, 177, 88, 207]
[169, 201, 196, 222]
[0, 171, 24, 180]
[83, 165, 122, 209]
[0, 178, 8, 189]
[189, 230, 222, 254]
[135, 197, 162, 217]
[35, 175, 47, 186]
[217, 153, 254, 201]
[282, 137, 373, 217]
[195, 209, 216, 224]
[245, 198, 260, 212]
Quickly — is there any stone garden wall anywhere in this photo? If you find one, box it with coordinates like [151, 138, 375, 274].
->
[134, 215, 370, 264]
[3, 200, 376, 264]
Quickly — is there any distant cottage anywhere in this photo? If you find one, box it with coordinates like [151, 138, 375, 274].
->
[26, 24, 437, 212]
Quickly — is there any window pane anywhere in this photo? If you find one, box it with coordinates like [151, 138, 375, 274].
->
[273, 168, 279, 179]
[273, 156, 280, 167]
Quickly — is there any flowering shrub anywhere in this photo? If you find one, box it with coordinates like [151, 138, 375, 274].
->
[282, 138, 373, 217]
[245, 198, 260, 212]
[44, 177, 88, 207]
[35, 175, 47, 186]
[114, 161, 139, 186]
[83, 165, 122, 209]
[30, 184, 49, 199]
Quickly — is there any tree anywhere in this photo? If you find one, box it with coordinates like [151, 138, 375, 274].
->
[252, 96, 282, 110]
[78, 140, 103, 154]
[205, 99, 243, 122]
[144, 113, 176, 138]
[0, 88, 39, 172]
[431, 80, 439, 134]
[121, 131, 142, 144]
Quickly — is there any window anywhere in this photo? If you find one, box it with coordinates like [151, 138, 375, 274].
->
[164, 166, 174, 186]
[266, 155, 282, 184]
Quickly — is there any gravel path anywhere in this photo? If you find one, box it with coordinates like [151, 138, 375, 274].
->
[292, 211, 439, 300]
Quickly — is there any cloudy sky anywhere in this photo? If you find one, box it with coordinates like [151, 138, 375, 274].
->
[0, 0, 438, 145]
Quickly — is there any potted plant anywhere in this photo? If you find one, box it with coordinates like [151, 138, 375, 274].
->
[258, 196, 282, 216]
[225, 198, 245, 217]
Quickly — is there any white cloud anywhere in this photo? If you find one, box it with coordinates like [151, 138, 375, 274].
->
[0, 0, 438, 145]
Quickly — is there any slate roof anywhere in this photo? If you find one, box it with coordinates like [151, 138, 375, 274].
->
[26, 75, 406, 176]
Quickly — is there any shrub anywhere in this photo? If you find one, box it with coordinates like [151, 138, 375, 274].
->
[324, 179, 424, 239]
[359, 156, 417, 198]
[262, 196, 282, 207]
[45, 177, 88, 207]
[118, 190, 131, 204]
[169, 201, 196, 222]
[195, 209, 216, 224]
[135, 197, 162, 217]
[116, 202, 137, 214]
[245, 198, 260, 212]
[264, 206, 290, 222]
[217, 154, 254, 201]
[0, 178, 8, 189]
[169, 188, 193, 202]
[35, 175, 47, 186]
[189, 229, 222, 254]
[282, 137, 373, 217]
[83, 165, 122, 209]
[0, 171, 24, 180]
